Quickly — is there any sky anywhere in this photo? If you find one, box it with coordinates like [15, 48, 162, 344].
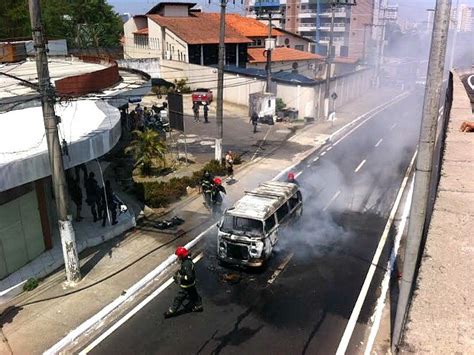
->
[108, 0, 474, 21]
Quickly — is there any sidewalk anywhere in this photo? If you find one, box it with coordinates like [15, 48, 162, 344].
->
[0, 88, 402, 354]
[369, 71, 474, 354]
[398, 72, 474, 353]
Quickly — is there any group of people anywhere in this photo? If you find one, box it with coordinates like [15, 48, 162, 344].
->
[192, 102, 209, 123]
[66, 169, 124, 227]
[200, 171, 226, 211]
[127, 103, 168, 133]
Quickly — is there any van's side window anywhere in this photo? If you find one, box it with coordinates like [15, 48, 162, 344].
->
[265, 214, 276, 232]
[276, 203, 290, 222]
[289, 193, 299, 209]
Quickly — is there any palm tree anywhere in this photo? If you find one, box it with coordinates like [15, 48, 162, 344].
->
[125, 129, 167, 175]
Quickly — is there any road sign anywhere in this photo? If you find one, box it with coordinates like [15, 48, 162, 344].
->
[331, 92, 338, 100]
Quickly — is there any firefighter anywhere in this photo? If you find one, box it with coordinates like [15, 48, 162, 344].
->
[201, 171, 214, 207]
[287, 172, 299, 186]
[164, 247, 203, 318]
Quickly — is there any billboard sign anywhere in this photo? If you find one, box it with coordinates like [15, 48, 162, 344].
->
[254, 0, 280, 11]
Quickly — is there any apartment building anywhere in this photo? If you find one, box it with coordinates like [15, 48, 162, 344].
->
[246, 0, 374, 60]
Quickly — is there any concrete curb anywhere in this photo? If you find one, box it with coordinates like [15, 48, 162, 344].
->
[44, 223, 214, 355]
[43, 91, 411, 354]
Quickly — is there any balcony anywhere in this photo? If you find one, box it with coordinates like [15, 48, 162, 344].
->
[298, 23, 318, 31]
[319, 9, 347, 17]
[317, 24, 347, 32]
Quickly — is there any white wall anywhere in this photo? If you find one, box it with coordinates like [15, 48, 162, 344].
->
[123, 17, 158, 59]
[248, 59, 321, 78]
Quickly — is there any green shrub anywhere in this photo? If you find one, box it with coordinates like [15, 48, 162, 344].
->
[23, 278, 38, 291]
[136, 159, 228, 208]
[276, 98, 286, 112]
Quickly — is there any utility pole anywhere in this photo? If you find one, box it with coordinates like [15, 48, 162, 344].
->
[375, 3, 387, 87]
[391, 0, 452, 351]
[215, 0, 226, 162]
[265, 13, 273, 93]
[29, 0, 81, 284]
[448, 0, 459, 69]
[323, 2, 335, 119]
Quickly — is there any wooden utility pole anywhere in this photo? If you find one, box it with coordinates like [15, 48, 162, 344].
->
[215, 0, 226, 162]
[392, 0, 452, 350]
[29, 0, 81, 284]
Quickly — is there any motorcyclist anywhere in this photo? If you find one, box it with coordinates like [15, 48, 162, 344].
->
[287, 172, 299, 186]
[164, 247, 203, 318]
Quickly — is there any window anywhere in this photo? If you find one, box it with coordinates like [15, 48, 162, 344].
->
[295, 44, 305, 51]
[256, 39, 262, 46]
[276, 203, 290, 222]
[268, 99, 271, 107]
[221, 215, 263, 236]
[265, 214, 276, 232]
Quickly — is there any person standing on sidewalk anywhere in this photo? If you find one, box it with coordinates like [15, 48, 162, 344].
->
[67, 174, 83, 222]
[193, 102, 200, 122]
[85, 172, 100, 222]
[101, 180, 118, 227]
[164, 247, 203, 318]
[250, 111, 258, 133]
[203, 103, 209, 123]
[225, 151, 234, 183]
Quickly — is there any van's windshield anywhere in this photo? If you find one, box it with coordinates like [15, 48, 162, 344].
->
[221, 215, 263, 237]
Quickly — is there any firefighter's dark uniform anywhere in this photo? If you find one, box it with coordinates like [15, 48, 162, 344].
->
[165, 257, 203, 317]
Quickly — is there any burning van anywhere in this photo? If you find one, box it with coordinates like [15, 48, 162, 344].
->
[217, 181, 303, 267]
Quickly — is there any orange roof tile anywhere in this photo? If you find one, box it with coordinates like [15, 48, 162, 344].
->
[225, 14, 283, 38]
[147, 13, 252, 45]
[247, 47, 325, 63]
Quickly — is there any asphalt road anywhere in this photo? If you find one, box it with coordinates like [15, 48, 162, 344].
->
[87, 93, 422, 355]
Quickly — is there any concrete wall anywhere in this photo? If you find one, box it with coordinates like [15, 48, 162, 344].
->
[124, 17, 157, 59]
[159, 60, 266, 106]
[276, 35, 312, 52]
[122, 58, 374, 119]
[248, 59, 319, 78]
[277, 68, 374, 119]
[0, 185, 44, 280]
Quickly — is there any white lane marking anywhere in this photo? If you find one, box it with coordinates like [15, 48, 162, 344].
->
[354, 159, 367, 173]
[44, 225, 214, 355]
[438, 113, 442, 122]
[273, 91, 409, 183]
[321, 151, 326, 156]
[79, 253, 204, 354]
[330, 92, 409, 147]
[335, 151, 417, 355]
[375, 138, 383, 148]
[267, 253, 294, 285]
[364, 177, 415, 355]
[438, 105, 444, 113]
[295, 171, 303, 178]
[331, 92, 409, 147]
[323, 190, 341, 211]
[313, 157, 320, 162]
[390, 123, 397, 130]
[327, 146, 333, 151]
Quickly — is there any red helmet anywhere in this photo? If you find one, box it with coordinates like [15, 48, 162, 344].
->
[175, 246, 189, 259]
[287, 172, 295, 180]
[213, 177, 222, 185]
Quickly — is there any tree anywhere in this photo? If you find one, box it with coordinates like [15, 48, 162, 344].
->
[125, 129, 168, 176]
[0, 0, 123, 48]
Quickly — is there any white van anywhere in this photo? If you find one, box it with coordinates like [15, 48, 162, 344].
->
[217, 181, 303, 267]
